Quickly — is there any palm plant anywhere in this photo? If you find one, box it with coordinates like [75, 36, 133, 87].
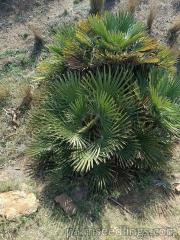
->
[38, 11, 176, 80]
[30, 11, 179, 192]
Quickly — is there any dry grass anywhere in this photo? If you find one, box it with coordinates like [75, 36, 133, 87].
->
[169, 20, 180, 35]
[127, 0, 140, 13]
[147, 3, 158, 33]
[0, 179, 20, 193]
[17, 85, 33, 112]
[90, 0, 105, 14]
[0, 85, 10, 103]
[170, 45, 180, 59]
[28, 24, 44, 43]
[167, 19, 180, 46]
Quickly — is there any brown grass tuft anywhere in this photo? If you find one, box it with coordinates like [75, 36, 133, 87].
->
[169, 20, 180, 35]
[167, 19, 180, 47]
[147, 4, 158, 33]
[17, 85, 33, 112]
[127, 0, 140, 13]
[0, 85, 10, 103]
[90, 0, 105, 15]
[28, 24, 43, 43]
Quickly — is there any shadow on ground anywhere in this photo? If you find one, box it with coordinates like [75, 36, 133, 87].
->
[109, 178, 175, 219]
[0, 0, 38, 17]
[0, 0, 56, 19]
[26, 158, 175, 240]
[105, 0, 116, 11]
[173, 0, 180, 13]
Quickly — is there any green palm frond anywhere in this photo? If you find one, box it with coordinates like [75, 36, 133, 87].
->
[149, 69, 180, 136]
[116, 138, 140, 168]
[88, 162, 115, 192]
[134, 130, 173, 170]
[49, 23, 75, 56]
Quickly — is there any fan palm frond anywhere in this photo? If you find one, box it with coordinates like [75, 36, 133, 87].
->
[149, 69, 180, 136]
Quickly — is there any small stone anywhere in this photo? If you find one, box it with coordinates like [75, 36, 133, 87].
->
[55, 194, 77, 215]
[172, 173, 180, 181]
[0, 191, 39, 219]
[174, 183, 180, 194]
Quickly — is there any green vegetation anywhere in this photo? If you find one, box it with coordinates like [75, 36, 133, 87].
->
[74, 0, 83, 4]
[0, 179, 20, 193]
[29, 11, 179, 192]
[39, 11, 176, 79]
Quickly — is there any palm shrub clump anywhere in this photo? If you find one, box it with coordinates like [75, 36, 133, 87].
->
[39, 12, 175, 78]
[30, 11, 180, 192]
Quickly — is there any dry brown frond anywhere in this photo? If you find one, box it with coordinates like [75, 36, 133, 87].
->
[127, 0, 140, 13]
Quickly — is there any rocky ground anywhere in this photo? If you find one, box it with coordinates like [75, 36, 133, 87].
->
[0, 0, 180, 239]
[0, 0, 180, 51]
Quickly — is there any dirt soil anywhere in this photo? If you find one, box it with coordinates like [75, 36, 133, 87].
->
[0, 0, 179, 53]
[0, 0, 89, 51]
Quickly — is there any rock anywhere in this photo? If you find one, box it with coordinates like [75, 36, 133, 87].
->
[172, 173, 180, 181]
[71, 186, 88, 201]
[0, 191, 39, 219]
[55, 194, 77, 215]
[174, 183, 180, 194]
[171, 174, 180, 195]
